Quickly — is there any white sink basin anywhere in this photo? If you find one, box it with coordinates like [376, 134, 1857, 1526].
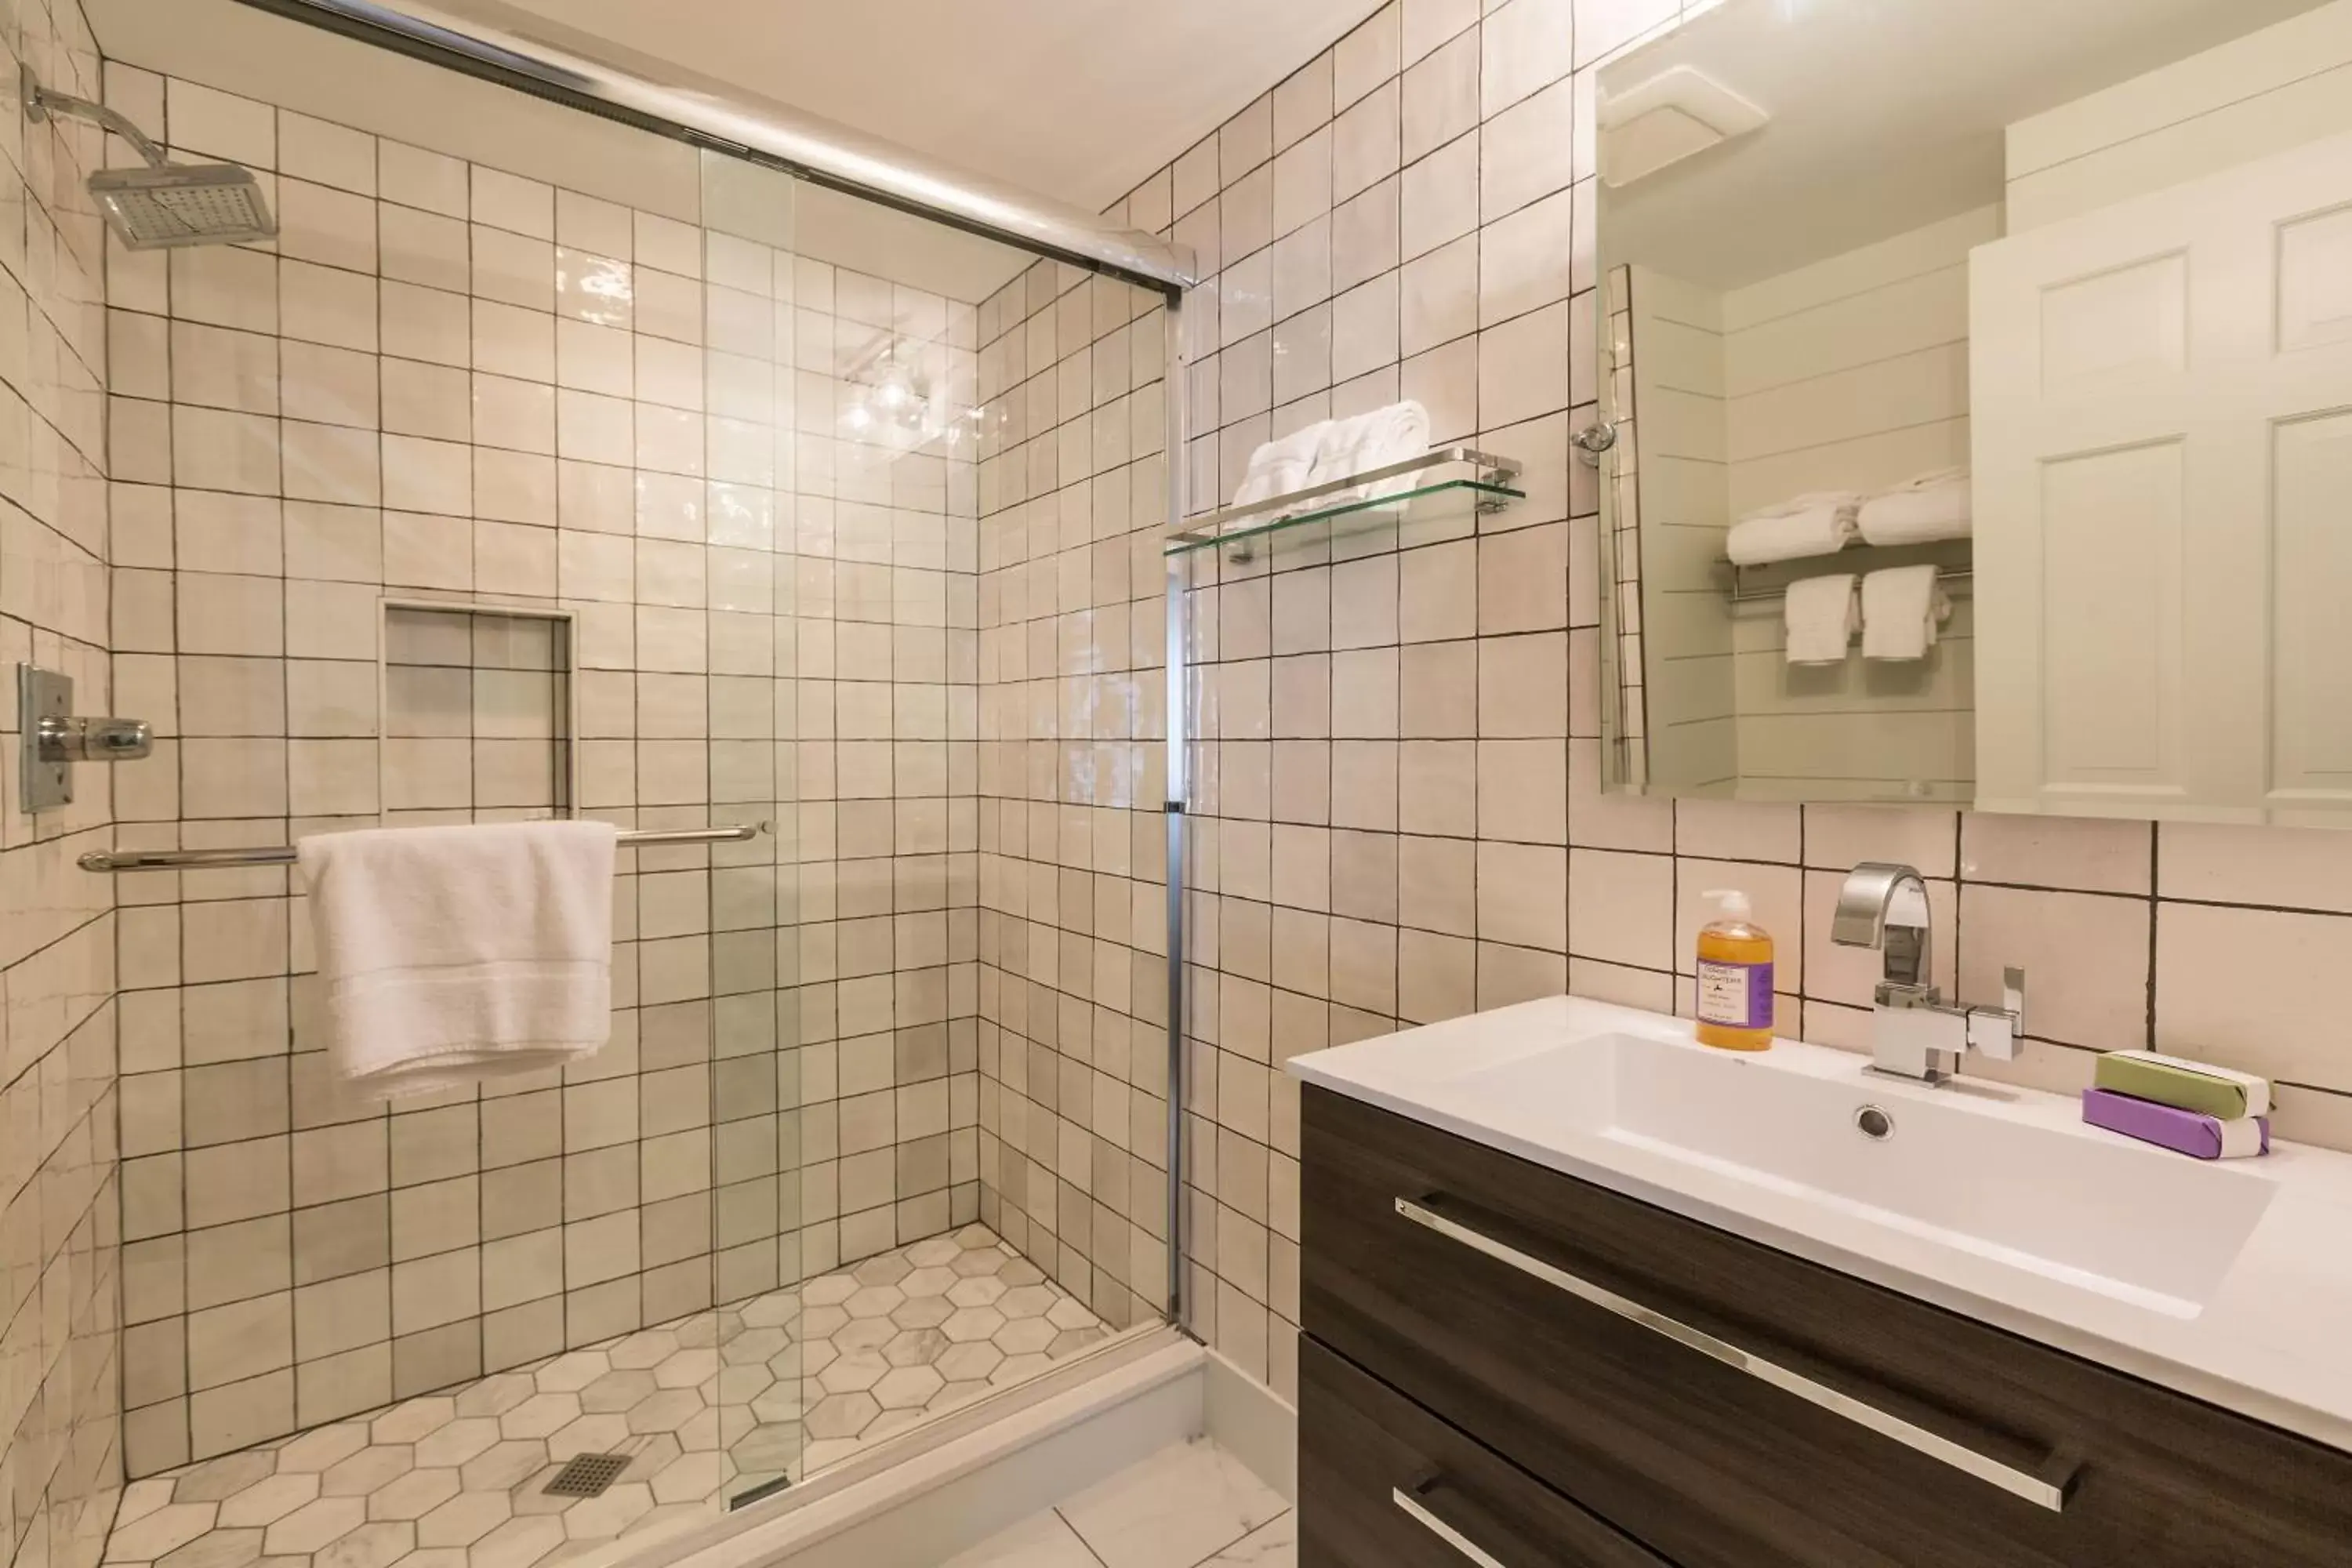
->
[1449, 1032, 2275, 1318]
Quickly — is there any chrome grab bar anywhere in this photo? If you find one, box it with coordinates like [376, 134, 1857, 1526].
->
[1393, 1197, 2074, 1513]
[78, 822, 768, 873]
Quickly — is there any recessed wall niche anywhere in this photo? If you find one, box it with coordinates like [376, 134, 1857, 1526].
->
[379, 601, 575, 823]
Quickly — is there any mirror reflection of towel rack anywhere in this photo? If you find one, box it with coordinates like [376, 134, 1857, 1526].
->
[77, 822, 769, 873]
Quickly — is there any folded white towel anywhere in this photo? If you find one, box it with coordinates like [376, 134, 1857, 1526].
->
[1307, 401, 1432, 503]
[1859, 468, 1971, 547]
[297, 821, 619, 1099]
[1861, 565, 1951, 661]
[1784, 573, 1859, 665]
[1726, 492, 1861, 565]
[1232, 420, 1333, 513]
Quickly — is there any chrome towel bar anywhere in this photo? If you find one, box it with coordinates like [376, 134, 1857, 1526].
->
[78, 822, 768, 873]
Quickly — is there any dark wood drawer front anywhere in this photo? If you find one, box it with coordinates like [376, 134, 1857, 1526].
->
[1300, 1336, 1673, 1568]
[1302, 1086, 2352, 1568]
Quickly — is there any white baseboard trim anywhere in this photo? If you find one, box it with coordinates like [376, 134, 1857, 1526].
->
[634, 1327, 1207, 1568]
[1203, 1351, 1298, 1504]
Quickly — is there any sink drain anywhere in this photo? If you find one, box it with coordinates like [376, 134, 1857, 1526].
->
[1853, 1105, 1896, 1141]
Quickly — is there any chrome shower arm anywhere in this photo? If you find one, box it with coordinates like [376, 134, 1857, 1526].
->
[21, 67, 169, 169]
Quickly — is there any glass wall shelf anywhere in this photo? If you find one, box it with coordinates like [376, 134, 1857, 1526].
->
[1165, 446, 1524, 557]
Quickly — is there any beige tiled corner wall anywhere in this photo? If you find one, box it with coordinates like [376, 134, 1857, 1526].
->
[972, 262, 1174, 1338]
[1115, 0, 2352, 1406]
[97, 59, 985, 1476]
[0, 2, 125, 1567]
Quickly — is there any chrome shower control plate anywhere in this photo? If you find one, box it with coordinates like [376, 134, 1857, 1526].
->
[18, 664, 71, 812]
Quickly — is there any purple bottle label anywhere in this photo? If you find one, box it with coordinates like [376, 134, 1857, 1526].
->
[1696, 960, 1773, 1031]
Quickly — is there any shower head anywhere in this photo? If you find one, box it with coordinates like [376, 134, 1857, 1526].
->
[20, 66, 278, 250]
[90, 164, 278, 250]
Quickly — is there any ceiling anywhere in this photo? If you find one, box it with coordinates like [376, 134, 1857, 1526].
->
[1602, 0, 2335, 290]
[481, 0, 1383, 212]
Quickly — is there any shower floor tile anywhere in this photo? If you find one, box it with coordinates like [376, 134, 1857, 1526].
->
[108, 1227, 1111, 1568]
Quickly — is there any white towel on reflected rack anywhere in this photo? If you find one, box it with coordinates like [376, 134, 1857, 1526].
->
[1230, 420, 1333, 513]
[296, 821, 619, 1099]
[1861, 565, 1951, 661]
[1784, 573, 1859, 666]
[1727, 492, 1862, 565]
[1858, 468, 1971, 546]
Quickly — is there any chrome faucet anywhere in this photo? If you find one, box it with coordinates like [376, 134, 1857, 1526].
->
[1831, 862, 2025, 1085]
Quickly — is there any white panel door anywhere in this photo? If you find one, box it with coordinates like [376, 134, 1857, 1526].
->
[1973, 129, 2352, 822]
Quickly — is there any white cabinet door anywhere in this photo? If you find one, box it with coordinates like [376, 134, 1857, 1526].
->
[1973, 129, 2352, 823]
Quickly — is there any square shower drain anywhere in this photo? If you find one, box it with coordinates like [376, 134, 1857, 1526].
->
[543, 1452, 633, 1497]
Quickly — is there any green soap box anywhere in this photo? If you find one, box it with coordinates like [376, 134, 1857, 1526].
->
[2092, 1051, 2270, 1121]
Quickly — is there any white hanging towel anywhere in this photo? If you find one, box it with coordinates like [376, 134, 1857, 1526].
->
[1857, 468, 1971, 546]
[1860, 565, 1951, 661]
[297, 820, 619, 1099]
[1784, 573, 1859, 665]
[1230, 420, 1333, 513]
[1726, 492, 1862, 565]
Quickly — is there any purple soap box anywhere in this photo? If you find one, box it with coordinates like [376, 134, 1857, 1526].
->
[2082, 1088, 2269, 1160]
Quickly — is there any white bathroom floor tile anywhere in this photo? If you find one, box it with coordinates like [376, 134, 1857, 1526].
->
[939, 1510, 1104, 1566]
[109, 1227, 1112, 1568]
[1054, 1438, 1290, 1568]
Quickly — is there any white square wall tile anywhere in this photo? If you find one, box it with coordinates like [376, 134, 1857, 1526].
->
[2156, 902, 2352, 1094]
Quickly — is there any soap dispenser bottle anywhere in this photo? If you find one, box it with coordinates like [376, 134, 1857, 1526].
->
[1695, 889, 1773, 1051]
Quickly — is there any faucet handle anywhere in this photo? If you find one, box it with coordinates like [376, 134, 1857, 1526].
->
[1966, 967, 2027, 1060]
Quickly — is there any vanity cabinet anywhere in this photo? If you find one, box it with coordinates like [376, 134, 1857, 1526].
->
[1298, 1086, 2352, 1566]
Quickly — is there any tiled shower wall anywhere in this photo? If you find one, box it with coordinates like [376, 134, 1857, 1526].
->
[0, 3, 123, 1568]
[98, 63, 983, 1476]
[1129, 0, 2352, 1406]
[972, 263, 1174, 1336]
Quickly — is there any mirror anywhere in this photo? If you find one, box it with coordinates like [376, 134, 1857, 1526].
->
[1593, 0, 2352, 823]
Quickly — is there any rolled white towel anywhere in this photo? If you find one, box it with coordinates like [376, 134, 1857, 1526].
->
[1860, 565, 1951, 661]
[1858, 468, 1970, 546]
[1307, 401, 1434, 508]
[1232, 419, 1333, 512]
[1726, 492, 1861, 565]
[1784, 573, 1858, 666]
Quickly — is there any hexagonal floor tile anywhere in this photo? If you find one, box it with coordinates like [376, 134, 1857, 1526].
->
[817, 1353, 887, 1395]
[902, 1236, 962, 1269]
[949, 1249, 1006, 1279]
[737, 1294, 797, 1330]
[997, 1284, 1057, 1319]
[650, 1452, 726, 1506]
[364, 1468, 459, 1523]
[800, 1276, 858, 1308]
[1049, 1327, 1109, 1359]
[1046, 1298, 1098, 1330]
[371, 1399, 455, 1445]
[216, 1473, 317, 1531]
[998, 1258, 1047, 1289]
[313, 1519, 412, 1568]
[275, 1425, 370, 1475]
[851, 1253, 912, 1287]
[799, 1339, 840, 1379]
[992, 1316, 1057, 1356]
[946, 1276, 1007, 1308]
[870, 1366, 946, 1411]
[990, 1352, 1054, 1385]
[154, 1526, 262, 1568]
[499, 1393, 583, 1440]
[719, 1327, 786, 1367]
[546, 1413, 632, 1463]
[608, 1330, 681, 1370]
[581, 1369, 661, 1417]
[262, 1496, 366, 1556]
[560, 1482, 653, 1542]
[800, 1393, 880, 1442]
[898, 1266, 957, 1299]
[412, 1417, 501, 1471]
[459, 1440, 547, 1494]
[468, 1513, 566, 1568]
[833, 1318, 895, 1356]
[105, 1505, 218, 1564]
[789, 1306, 848, 1343]
[652, 1349, 719, 1390]
[941, 1307, 1007, 1344]
[890, 1296, 954, 1331]
[842, 1285, 904, 1319]
[625, 1388, 703, 1436]
[417, 1490, 511, 1551]
[169, 1453, 274, 1504]
[934, 1341, 1003, 1383]
[883, 1327, 949, 1368]
[537, 1351, 612, 1393]
[321, 1447, 412, 1501]
[456, 1373, 539, 1420]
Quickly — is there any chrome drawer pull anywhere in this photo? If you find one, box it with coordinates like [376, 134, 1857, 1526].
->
[1394, 1197, 2074, 1513]
[1393, 1484, 1509, 1568]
